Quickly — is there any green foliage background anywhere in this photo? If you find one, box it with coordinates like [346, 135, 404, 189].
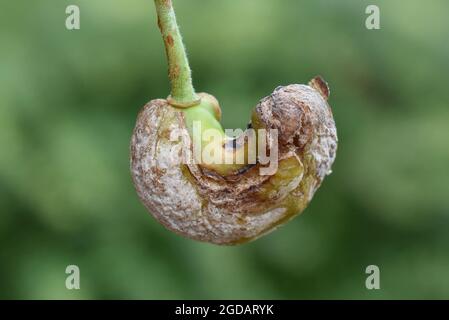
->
[1, 0, 448, 299]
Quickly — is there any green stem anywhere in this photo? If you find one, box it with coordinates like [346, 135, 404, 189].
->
[154, 0, 199, 107]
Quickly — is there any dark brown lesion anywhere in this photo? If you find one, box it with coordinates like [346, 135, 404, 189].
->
[165, 35, 174, 47]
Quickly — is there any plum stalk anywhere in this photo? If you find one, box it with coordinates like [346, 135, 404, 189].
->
[154, 0, 200, 107]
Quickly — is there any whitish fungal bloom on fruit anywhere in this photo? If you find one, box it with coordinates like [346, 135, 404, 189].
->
[130, 0, 338, 245]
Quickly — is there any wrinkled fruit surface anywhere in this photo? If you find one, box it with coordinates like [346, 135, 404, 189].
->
[130, 79, 337, 245]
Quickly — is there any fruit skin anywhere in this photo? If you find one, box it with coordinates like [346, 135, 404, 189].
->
[130, 78, 337, 245]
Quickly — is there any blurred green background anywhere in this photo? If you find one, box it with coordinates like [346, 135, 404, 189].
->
[1, 0, 448, 299]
